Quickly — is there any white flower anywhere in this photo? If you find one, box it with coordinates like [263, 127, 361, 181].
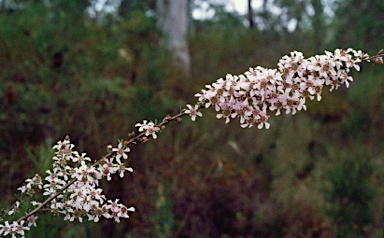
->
[72, 152, 91, 164]
[107, 199, 121, 213]
[52, 138, 74, 161]
[116, 163, 133, 178]
[112, 143, 130, 164]
[13, 220, 30, 237]
[27, 215, 38, 227]
[8, 201, 20, 216]
[45, 168, 64, 183]
[87, 206, 110, 222]
[135, 120, 149, 132]
[86, 188, 106, 204]
[106, 200, 135, 223]
[185, 104, 202, 121]
[135, 120, 160, 139]
[100, 161, 117, 181]
[74, 164, 98, 186]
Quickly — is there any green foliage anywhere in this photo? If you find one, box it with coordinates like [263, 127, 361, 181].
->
[26, 214, 92, 238]
[25, 144, 54, 175]
[1, 0, 384, 237]
[331, 0, 384, 50]
[324, 147, 376, 237]
[150, 183, 175, 238]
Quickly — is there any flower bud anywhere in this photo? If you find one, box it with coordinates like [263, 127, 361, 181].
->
[163, 116, 172, 122]
[130, 132, 136, 138]
[373, 57, 383, 64]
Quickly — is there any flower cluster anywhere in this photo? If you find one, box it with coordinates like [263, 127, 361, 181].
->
[190, 48, 369, 128]
[45, 138, 135, 222]
[17, 174, 42, 196]
[0, 137, 135, 237]
[0, 220, 30, 237]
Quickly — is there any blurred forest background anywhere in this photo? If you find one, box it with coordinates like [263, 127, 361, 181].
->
[1, 0, 384, 237]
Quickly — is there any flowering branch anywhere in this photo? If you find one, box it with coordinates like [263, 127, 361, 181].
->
[0, 48, 382, 237]
[0, 110, 191, 237]
[365, 49, 384, 62]
[17, 111, 189, 219]
[192, 48, 383, 129]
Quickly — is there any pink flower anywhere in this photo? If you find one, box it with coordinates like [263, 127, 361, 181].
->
[27, 215, 38, 227]
[135, 120, 160, 139]
[185, 104, 202, 121]
[112, 143, 130, 164]
[116, 163, 133, 178]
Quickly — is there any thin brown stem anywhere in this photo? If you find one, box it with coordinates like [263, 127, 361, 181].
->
[364, 53, 384, 61]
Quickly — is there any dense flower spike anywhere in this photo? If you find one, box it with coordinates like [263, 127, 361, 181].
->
[192, 48, 370, 128]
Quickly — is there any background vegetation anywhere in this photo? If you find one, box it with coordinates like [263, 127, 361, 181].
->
[1, 0, 384, 237]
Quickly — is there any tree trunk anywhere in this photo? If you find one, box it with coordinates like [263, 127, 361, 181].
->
[156, 0, 190, 74]
[248, 0, 254, 28]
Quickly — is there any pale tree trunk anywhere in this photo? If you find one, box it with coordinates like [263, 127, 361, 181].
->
[0, 0, 8, 13]
[157, 0, 190, 74]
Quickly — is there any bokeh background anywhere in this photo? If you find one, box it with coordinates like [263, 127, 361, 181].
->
[1, 0, 384, 237]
